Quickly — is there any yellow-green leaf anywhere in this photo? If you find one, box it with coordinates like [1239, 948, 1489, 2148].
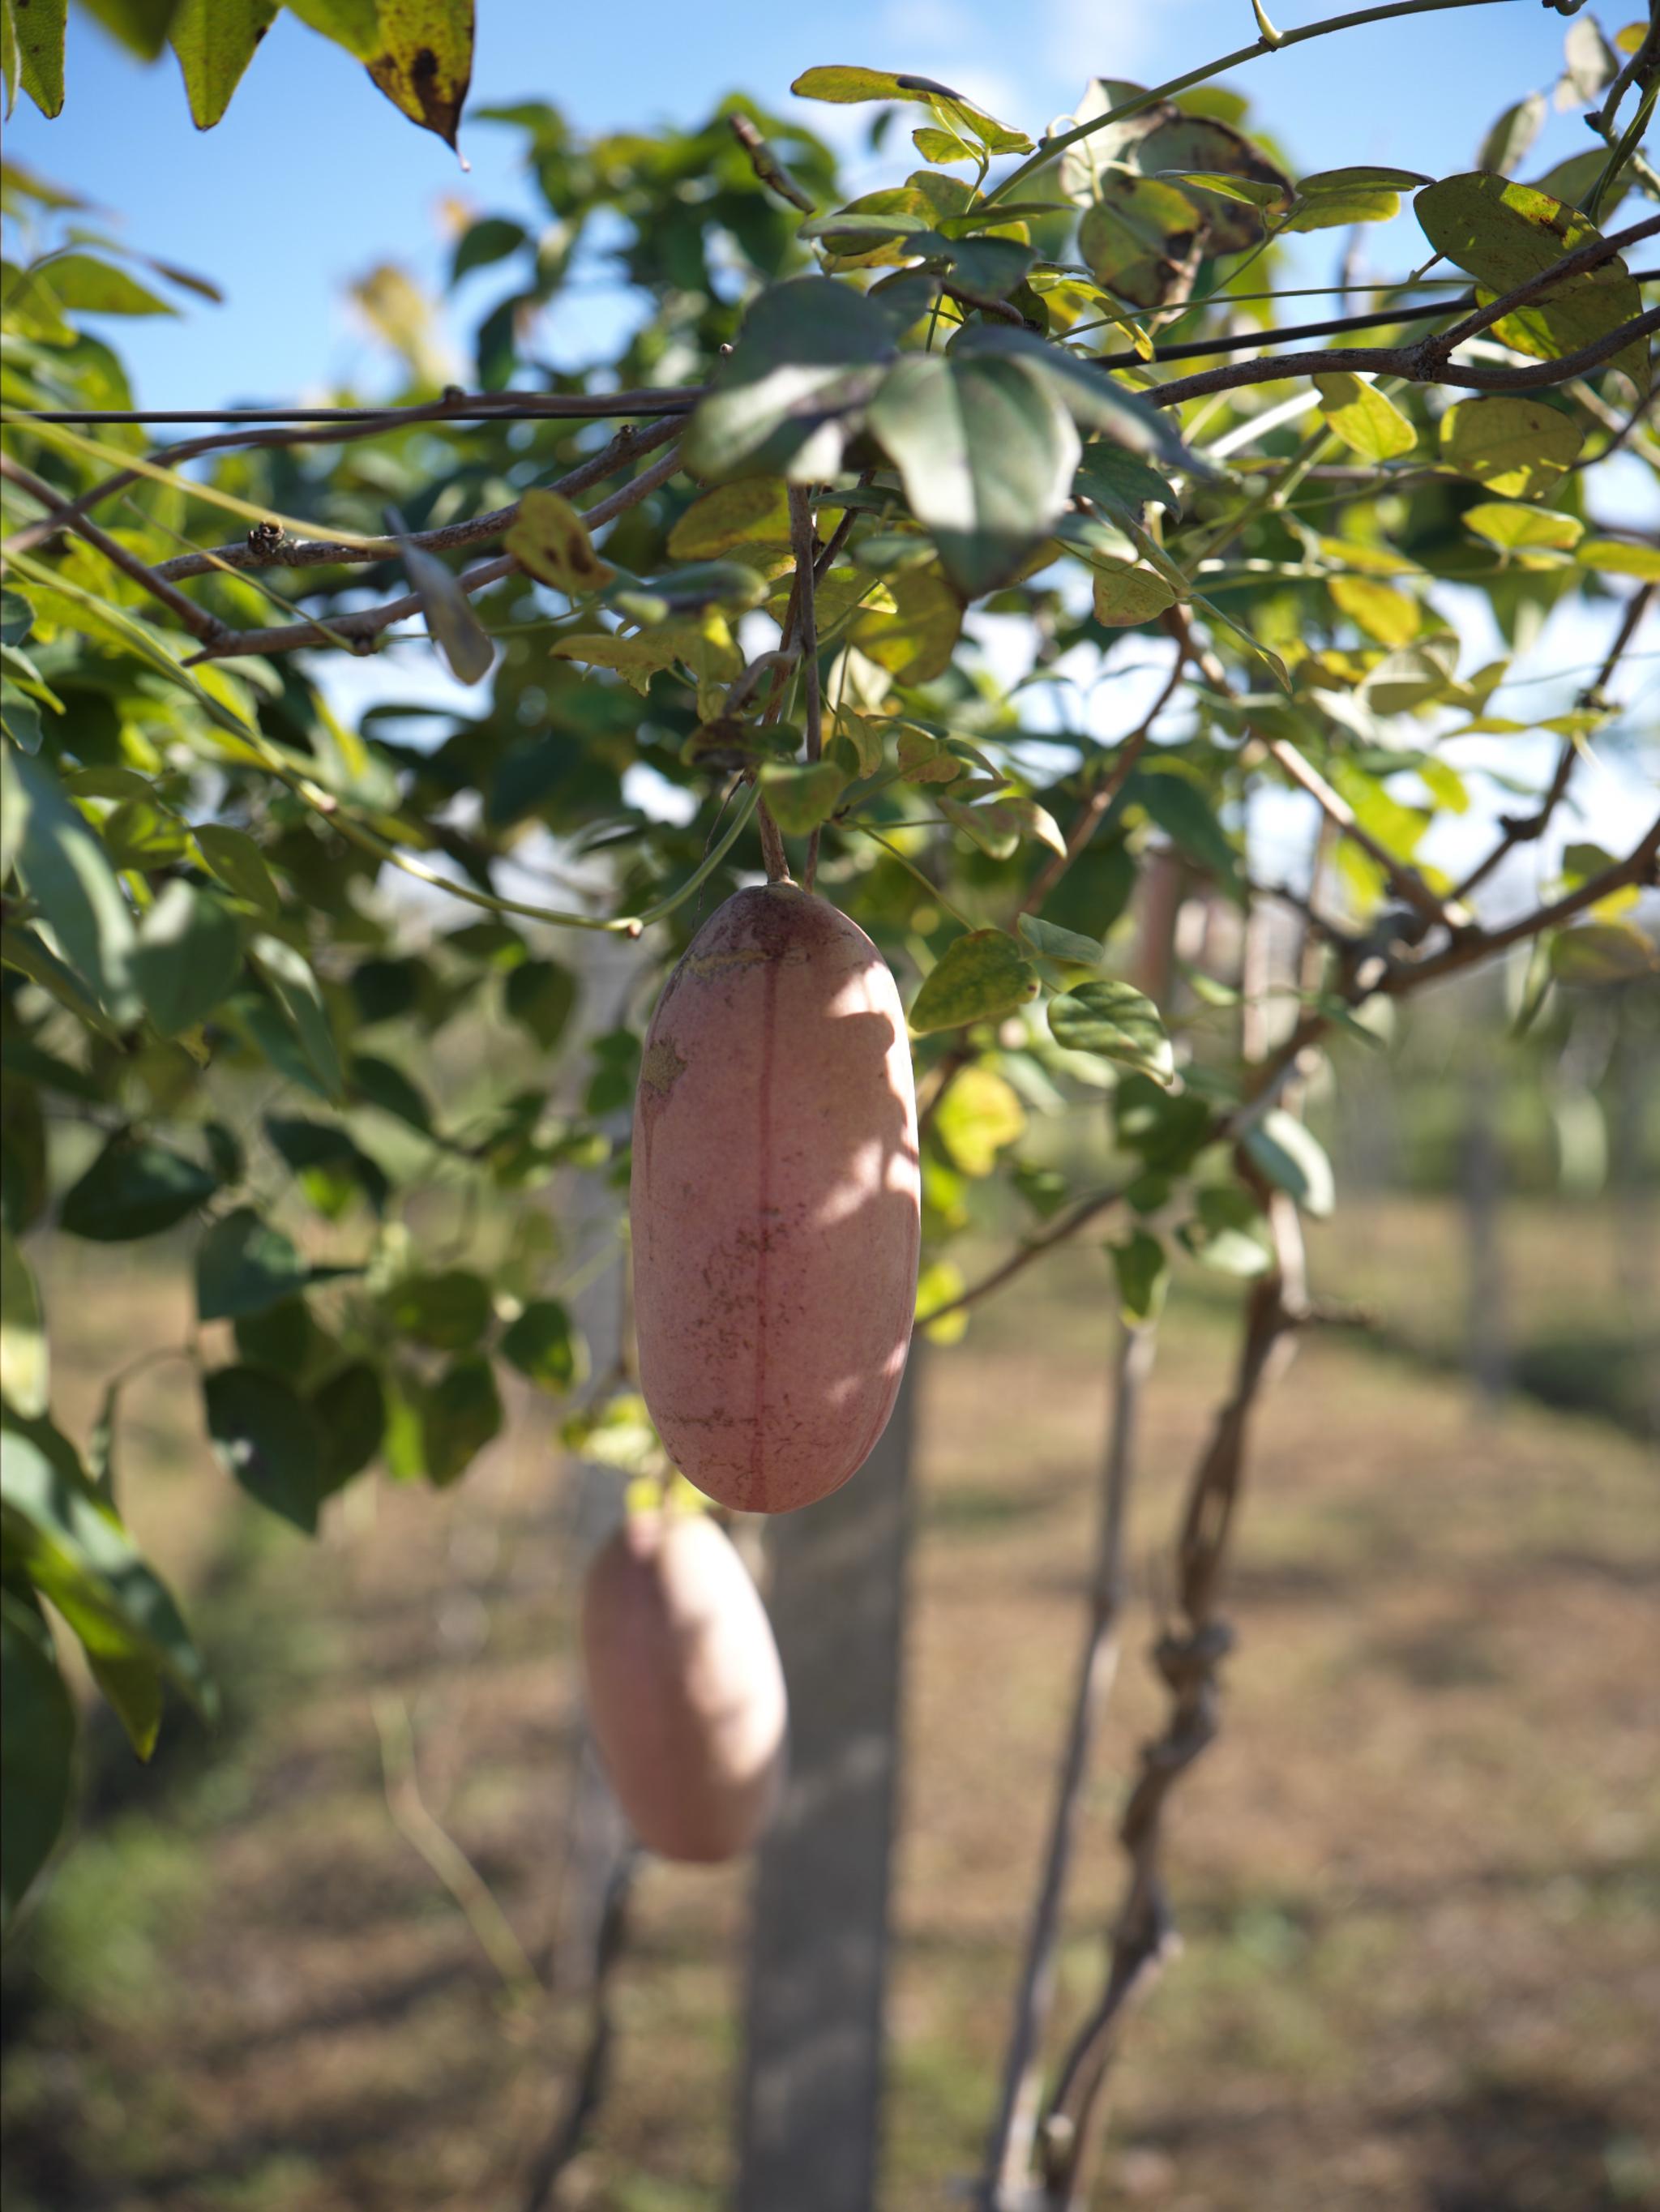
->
[169, 0, 278, 128]
[1092, 562, 1177, 627]
[1464, 502, 1584, 554]
[934, 1063, 1026, 1177]
[1575, 538, 1660, 578]
[1313, 371, 1416, 461]
[0, 1227, 48, 1418]
[1328, 574, 1420, 648]
[757, 759, 848, 834]
[910, 930, 1039, 1034]
[666, 480, 790, 560]
[1439, 396, 1583, 498]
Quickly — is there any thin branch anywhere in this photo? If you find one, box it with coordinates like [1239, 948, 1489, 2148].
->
[151, 417, 681, 582]
[0, 453, 229, 645]
[183, 445, 684, 663]
[1018, 619, 1191, 920]
[1417, 210, 1660, 359]
[17, 386, 701, 430]
[982, 1317, 1159, 2210]
[1452, 582, 1655, 903]
[1260, 733, 1448, 927]
[728, 113, 817, 213]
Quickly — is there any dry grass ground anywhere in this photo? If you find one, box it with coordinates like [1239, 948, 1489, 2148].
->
[2, 1201, 1657, 2212]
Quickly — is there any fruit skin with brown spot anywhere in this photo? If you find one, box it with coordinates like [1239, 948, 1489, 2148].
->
[631, 884, 921, 1515]
[580, 1509, 787, 1863]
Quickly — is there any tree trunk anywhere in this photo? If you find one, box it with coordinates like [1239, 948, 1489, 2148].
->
[735, 1354, 919, 2212]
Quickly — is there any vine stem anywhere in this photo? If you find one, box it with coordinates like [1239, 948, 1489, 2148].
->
[986, 0, 1522, 206]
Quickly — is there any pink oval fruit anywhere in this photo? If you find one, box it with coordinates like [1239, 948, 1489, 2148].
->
[580, 1509, 787, 1863]
[631, 883, 920, 1514]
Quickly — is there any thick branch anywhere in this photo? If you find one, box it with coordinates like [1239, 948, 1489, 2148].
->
[1420, 211, 1660, 358]
[1146, 304, 1660, 410]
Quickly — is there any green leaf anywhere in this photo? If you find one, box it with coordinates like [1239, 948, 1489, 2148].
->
[789, 65, 1032, 154]
[203, 1365, 324, 1532]
[1178, 1183, 1273, 1276]
[1073, 439, 1182, 518]
[503, 959, 578, 1051]
[12, 0, 66, 116]
[1549, 922, 1657, 984]
[193, 822, 281, 918]
[1414, 173, 1649, 393]
[951, 325, 1209, 478]
[349, 1051, 436, 1133]
[1438, 396, 1583, 498]
[195, 1207, 307, 1324]
[1048, 978, 1173, 1084]
[131, 879, 243, 1036]
[1110, 1227, 1168, 1321]
[504, 489, 615, 593]
[264, 1115, 389, 1216]
[0, 1591, 75, 1930]
[933, 1063, 1025, 1177]
[499, 1299, 582, 1393]
[396, 537, 494, 684]
[1018, 913, 1103, 967]
[421, 1354, 502, 1485]
[169, 0, 278, 128]
[869, 351, 1079, 597]
[451, 215, 526, 282]
[1, 1419, 212, 1721]
[233, 1297, 318, 1376]
[909, 930, 1040, 1035]
[1312, 372, 1416, 461]
[1133, 768, 1243, 897]
[1464, 502, 1583, 554]
[683, 276, 898, 482]
[249, 935, 344, 1101]
[384, 1269, 492, 1350]
[12, 749, 139, 1022]
[313, 1361, 386, 1491]
[59, 1138, 216, 1242]
[757, 759, 849, 834]
[39, 252, 177, 314]
[0, 1226, 48, 1419]
[1243, 1109, 1335, 1217]
[78, 0, 181, 59]
[1475, 92, 1546, 180]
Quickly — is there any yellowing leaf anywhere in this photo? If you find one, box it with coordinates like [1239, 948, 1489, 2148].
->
[1439, 396, 1582, 498]
[505, 490, 615, 593]
[667, 479, 791, 560]
[934, 1063, 1026, 1177]
[1092, 562, 1177, 627]
[1575, 538, 1660, 578]
[1313, 371, 1416, 461]
[1328, 574, 1420, 648]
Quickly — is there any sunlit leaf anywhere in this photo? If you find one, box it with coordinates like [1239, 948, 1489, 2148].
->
[1439, 395, 1582, 497]
[1048, 978, 1173, 1083]
[910, 930, 1040, 1034]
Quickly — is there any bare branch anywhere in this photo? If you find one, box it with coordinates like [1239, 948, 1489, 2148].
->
[183, 445, 685, 664]
[982, 1317, 1158, 2210]
[789, 486, 827, 892]
[1146, 304, 1660, 410]
[728, 113, 817, 214]
[1453, 582, 1655, 903]
[151, 417, 681, 582]
[1418, 210, 1660, 359]
[0, 453, 229, 646]
[1260, 732, 1448, 927]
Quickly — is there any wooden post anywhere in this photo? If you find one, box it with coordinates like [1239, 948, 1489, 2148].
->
[735, 1353, 919, 2212]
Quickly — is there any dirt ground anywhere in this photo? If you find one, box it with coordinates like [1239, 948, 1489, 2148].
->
[2, 1202, 1657, 2212]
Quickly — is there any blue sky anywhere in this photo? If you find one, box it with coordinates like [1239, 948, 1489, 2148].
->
[6, 0, 1598, 406]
